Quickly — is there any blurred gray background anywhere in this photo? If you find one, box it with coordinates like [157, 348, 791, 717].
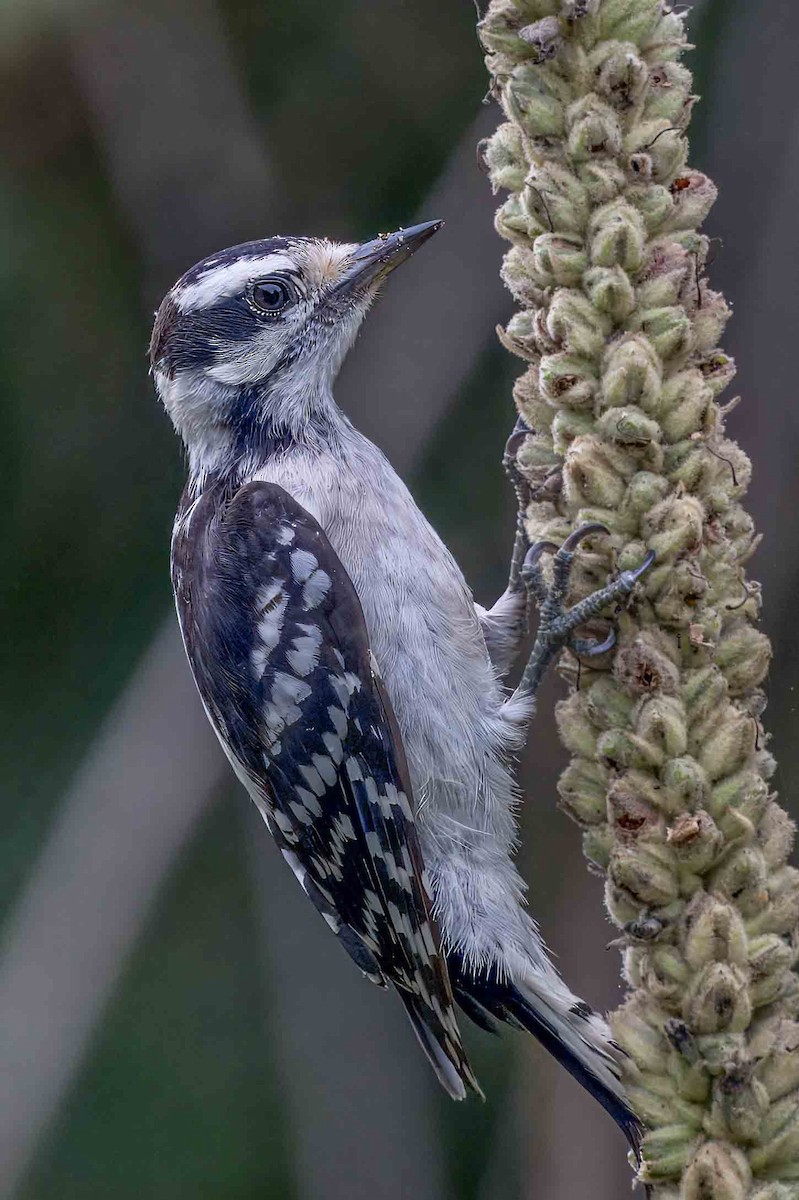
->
[1, 1, 796, 1196]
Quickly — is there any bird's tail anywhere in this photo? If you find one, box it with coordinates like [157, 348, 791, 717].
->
[448, 956, 642, 1156]
[397, 986, 484, 1101]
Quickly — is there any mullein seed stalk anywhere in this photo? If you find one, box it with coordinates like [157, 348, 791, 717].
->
[480, 2, 799, 1196]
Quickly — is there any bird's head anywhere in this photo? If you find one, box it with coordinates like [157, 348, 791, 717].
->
[150, 221, 442, 477]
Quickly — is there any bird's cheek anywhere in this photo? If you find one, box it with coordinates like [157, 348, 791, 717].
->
[207, 327, 291, 387]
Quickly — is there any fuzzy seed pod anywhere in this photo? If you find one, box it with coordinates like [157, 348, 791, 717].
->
[681, 1142, 751, 1200]
[682, 963, 752, 1035]
[558, 755, 609, 825]
[660, 757, 709, 816]
[601, 333, 662, 409]
[747, 935, 795, 1009]
[682, 893, 747, 970]
[759, 805, 796, 871]
[750, 1186, 799, 1200]
[527, 161, 591, 233]
[590, 198, 647, 271]
[667, 810, 723, 876]
[539, 351, 598, 407]
[484, 123, 527, 193]
[609, 840, 678, 907]
[641, 1124, 701, 1179]
[749, 1094, 799, 1174]
[495, 194, 540, 246]
[756, 1021, 799, 1103]
[532, 233, 588, 287]
[715, 623, 772, 696]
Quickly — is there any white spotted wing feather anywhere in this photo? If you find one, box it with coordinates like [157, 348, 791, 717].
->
[171, 479, 479, 1099]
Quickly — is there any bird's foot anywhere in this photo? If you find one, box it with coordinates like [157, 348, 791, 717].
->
[514, 524, 655, 701]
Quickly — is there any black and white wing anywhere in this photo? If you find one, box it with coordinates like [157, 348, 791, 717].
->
[172, 479, 479, 1100]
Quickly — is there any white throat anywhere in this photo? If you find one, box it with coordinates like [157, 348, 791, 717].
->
[155, 364, 349, 487]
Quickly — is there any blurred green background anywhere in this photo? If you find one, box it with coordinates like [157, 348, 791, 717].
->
[2, 1, 798, 1197]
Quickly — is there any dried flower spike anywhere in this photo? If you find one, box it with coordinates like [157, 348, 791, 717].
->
[481, 1, 799, 1194]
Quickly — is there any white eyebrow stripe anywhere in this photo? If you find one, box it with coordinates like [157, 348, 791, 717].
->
[175, 254, 296, 312]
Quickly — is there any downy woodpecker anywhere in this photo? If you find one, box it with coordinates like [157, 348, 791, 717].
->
[151, 222, 652, 1146]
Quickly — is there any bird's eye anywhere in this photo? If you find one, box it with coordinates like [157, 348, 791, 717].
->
[247, 277, 294, 316]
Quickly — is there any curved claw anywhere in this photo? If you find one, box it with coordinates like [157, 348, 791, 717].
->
[570, 627, 617, 658]
[559, 522, 611, 555]
[622, 548, 656, 586]
[522, 540, 558, 572]
[503, 415, 532, 470]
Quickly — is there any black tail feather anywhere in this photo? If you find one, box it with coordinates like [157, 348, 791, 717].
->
[450, 986, 501, 1035]
[449, 956, 643, 1160]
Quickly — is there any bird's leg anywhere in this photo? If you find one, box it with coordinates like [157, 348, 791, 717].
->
[512, 525, 655, 703]
[503, 416, 533, 595]
[476, 417, 536, 677]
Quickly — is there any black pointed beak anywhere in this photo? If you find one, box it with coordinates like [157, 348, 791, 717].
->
[334, 220, 443, 296]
